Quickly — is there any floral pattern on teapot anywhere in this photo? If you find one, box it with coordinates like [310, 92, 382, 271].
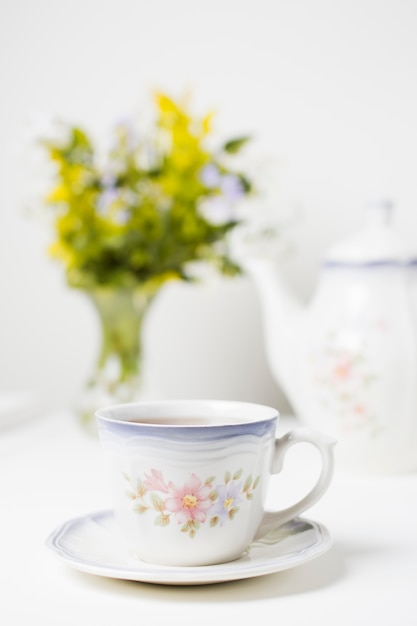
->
[311, 324, 386, 437]
[123, 468, 260, 537]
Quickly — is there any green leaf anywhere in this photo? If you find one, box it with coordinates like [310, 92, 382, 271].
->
[40, 91, 253, 287]
[136, 478, 147, 493]
[243, 475, 253, 492]
[133, 503, 148, 514]
[181, 519, 200, 535]
[122, 471, 131, 482]
[151, 493, 165, 512]
[238, 174, 252, 193]
[222, 136, 251, 154]
[155, 514, 170, 527]
[229, 507, 239, 520]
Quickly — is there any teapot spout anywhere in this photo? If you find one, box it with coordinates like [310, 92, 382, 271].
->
[245, 259, 304, 409]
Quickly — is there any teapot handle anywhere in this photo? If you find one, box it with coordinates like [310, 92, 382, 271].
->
[255, 428, 336, 540]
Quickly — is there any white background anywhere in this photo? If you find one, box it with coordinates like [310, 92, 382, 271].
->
[1, 0, 417, 415]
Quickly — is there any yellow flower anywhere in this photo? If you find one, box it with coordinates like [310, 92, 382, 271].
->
[40, 90, 252, 288]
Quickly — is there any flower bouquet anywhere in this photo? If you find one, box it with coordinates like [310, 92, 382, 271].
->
[40, 91, 253, 424]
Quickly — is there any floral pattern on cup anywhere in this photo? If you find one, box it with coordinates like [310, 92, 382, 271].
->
[123, 468, 260, 537]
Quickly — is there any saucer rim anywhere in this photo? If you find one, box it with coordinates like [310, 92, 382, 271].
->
[46, 510, 332, 585]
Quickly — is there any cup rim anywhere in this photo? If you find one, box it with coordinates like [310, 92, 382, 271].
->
[95, 399, 279, 428]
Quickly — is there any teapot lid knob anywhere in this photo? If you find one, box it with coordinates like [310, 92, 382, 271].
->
[324, 198, 410, 265]
[365, 198, 394, 227]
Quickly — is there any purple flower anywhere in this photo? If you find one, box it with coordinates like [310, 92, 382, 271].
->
[101, 171, 117, 188]
[198, 196, 237, 225]
[97, 187, 119, 214]
[211, 481, 243, 526]
[113, 208, 130, 225]
[221, 174, 244, 201]
[200, 163, 221, 188]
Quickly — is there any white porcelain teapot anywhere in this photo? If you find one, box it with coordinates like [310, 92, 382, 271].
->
[245, 201, 417, 473]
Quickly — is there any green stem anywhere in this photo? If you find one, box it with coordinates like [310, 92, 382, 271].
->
[88, 286, 155, 393]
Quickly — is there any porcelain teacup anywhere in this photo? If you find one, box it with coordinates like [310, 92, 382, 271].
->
[96, 400, 335, 567]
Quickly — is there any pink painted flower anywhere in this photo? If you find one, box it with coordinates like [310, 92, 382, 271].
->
[164, 474, 214, 524]
[353, 404, 366, 415]
[144, 469, 169, 493]
[333, 356, 353, 380]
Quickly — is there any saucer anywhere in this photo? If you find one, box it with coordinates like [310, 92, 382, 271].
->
[46, 510, 332, 586]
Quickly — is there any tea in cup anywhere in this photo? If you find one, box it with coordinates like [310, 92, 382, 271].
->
[96, 400, 335, 566]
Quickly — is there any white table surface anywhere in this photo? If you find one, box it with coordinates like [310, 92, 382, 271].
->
[1, 409, 416, 625]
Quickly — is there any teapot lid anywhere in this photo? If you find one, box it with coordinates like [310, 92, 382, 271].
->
[324, 199, 409, 266]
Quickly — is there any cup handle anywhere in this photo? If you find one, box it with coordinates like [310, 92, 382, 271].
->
[254, 428, 336, 540]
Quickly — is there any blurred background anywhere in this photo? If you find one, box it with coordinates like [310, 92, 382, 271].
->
[1, 0, 417, 418]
